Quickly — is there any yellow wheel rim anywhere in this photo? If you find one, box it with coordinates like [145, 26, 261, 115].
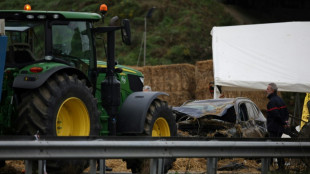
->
[152, 117, 171, 137]
[56, 97, 90, 136]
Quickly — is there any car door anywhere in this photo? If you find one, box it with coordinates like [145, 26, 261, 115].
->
[238, 101, 265, 138]
[247, 102, 268, 136]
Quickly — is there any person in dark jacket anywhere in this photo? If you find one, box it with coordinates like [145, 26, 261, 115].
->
[266, 82, 289, 170]
[266, 83, 289, 136]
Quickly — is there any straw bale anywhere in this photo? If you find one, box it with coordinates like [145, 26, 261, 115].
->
[148, 64, 195, 92]
[159, 91, 194, 106]
[135, 64, 196, 106]
[136, 64, 195, 92]
[195, 90, 213, 100]
[169, 158, 261, 173]
[139, 66, 153, 87]
[195, 60, 214, 99]
[223, 91, 268, 111]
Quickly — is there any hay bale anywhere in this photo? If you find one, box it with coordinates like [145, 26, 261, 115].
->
[131, 64, 196, 106]
[195, 60, 214, 99]
[146, 64, 195, 92]
[223, 91, 268, 111]
[159, 91, 194, 106]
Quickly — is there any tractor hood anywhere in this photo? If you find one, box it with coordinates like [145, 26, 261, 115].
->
[97, 61, 143, 76]
[172, 98, 235, 118]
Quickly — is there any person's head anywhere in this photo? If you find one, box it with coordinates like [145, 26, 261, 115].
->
[143, 85, 152, 92]
[267, 82, 278, 96]
[209, 82, 214, 97]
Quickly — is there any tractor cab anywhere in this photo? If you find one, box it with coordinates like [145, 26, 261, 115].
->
[3, 13, 97, 77]
[5, 23, 44, 66]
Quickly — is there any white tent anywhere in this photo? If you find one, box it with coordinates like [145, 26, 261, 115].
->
[211, 22, 310, 97]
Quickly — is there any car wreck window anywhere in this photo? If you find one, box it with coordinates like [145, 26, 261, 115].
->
[239, 103, 249, 121]
[220, 106, 236, 123]
[245, 103, 256, 120]
[253, 105, 266, 122]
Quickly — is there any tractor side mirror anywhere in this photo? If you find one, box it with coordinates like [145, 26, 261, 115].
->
[121, 19, 131, 45]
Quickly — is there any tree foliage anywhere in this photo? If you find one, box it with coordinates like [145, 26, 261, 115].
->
[0, 0, 237, 65]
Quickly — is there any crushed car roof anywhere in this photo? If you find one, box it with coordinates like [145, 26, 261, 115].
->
[173, 98, 235, 118]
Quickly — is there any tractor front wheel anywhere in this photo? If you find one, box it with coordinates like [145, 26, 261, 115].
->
[126, 99, 177, 173]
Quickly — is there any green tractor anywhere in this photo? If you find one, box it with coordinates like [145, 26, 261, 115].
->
[0, 4, 177, 173]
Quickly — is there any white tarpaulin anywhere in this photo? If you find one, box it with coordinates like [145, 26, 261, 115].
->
[211, 22, 310, 94]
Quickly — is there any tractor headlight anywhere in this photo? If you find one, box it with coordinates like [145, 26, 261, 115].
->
[53, 14, 60, 19]
[37, 15, 46, 19]
[26, 15, 34, 19]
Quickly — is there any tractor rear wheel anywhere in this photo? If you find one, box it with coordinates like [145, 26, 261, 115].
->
[15, 72, 100, 174]
[126, 99, 177, 174]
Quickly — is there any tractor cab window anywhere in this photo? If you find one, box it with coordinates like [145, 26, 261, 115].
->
[52, 21, 94, 74]
[5, 21, 45, 66]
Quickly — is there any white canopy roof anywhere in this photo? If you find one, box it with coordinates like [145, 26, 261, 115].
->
[211, 22, 310, 93]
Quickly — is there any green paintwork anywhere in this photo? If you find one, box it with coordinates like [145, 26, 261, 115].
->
[0, 68, 18, 134]
[19, 62, 69, 74]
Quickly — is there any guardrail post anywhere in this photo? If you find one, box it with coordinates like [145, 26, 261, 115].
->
[25, 160, 32, 174]
[99, 159, 106, 174]
[150, 159, 157, 174]
[207, 157, 217, 174]
[38, 160, 43, 174]
[261, 158, 269, 174]
[158, 158, 163, 174]
[89, 159, 96, 174]
[150, 158, 164, 174]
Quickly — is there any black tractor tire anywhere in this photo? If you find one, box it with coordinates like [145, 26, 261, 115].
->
[15, 72, 100, 174]
[126, 99, 177, 174]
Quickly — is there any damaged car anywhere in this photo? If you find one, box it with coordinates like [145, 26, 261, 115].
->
[173, 98, 267, 138]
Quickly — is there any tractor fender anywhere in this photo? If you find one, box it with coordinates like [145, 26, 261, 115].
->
[13, 66, 91, 89]
[117, 91, 168, 134]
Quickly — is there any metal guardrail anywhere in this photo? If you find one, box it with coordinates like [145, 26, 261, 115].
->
[0, 138, 309, 174]
[0, 139, 310, 159]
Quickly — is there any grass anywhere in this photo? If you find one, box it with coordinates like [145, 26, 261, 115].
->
[0, 0, 237, 66]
